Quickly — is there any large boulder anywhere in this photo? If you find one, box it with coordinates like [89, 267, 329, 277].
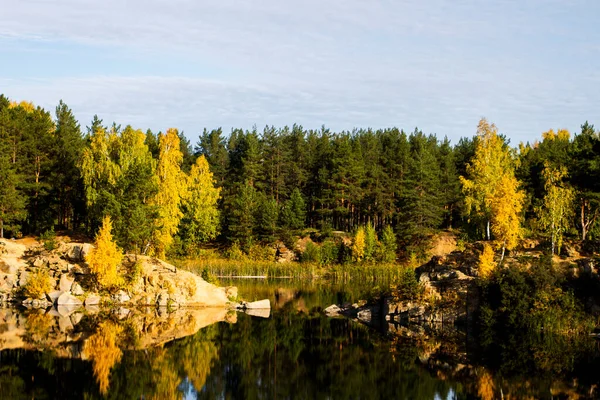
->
[59, 274, 75, 292]
[112, 290, 131, 304]
[84, 294, 101, 305]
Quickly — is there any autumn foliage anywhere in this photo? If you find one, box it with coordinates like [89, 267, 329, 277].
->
[86, 215, 123, 288]
[83, 321, 124, 395]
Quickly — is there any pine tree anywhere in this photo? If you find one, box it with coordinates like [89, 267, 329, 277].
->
[364, 223, 377, 262]
[0, 154, 25, 238]
[381, 225, 397, 262]
[280, 188, 306, 230]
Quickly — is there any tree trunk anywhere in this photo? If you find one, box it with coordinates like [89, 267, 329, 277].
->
[0, 219, 3, 239]
[500, 240, 506, 264]
[486, 220, 491, 241]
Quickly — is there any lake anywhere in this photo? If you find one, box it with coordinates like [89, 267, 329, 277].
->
[0, 278, 598, 399]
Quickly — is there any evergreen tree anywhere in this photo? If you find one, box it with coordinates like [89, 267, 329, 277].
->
[280, 188, 306, 230]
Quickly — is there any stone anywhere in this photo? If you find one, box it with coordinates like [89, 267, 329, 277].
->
[85, 305, 100, 314]
[17, 270, 30, 287]
[71, 282, 84, 296]
[224, 286, 238, 300]
[84, 294, 100, 305]
[112, 290, 131, 303]
[244, 299, 270, 309]
[418, 273, 430, 283]
[57, 304, 80, 317]
[156, 292, 169, 307]
[47, 290, 64, 304]
[0, 260, 18, 275]
[56, 292, 83, 306]
[58, 316, 74, 332]
[70, 312, 83, 325]
[80, 244, 94, 260]
[31, 299, 50, 308]
[32, 257, 46, 268]
[59, 274, 75, 292]
[66, 245, 82, 261]
[22, 298, 33, 305]
[324, 304, 342, 317]
[245, 308, 270, 318]
[115, 307, 130, 319]
[357, 308, 372, 323]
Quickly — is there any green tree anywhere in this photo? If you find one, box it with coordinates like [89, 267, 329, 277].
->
[0, 154, 25, 238]
[380, 225, 397, 262]
[180, 155, 221, 249]
[280, 188, 306, 230]
[364, 223, 377, 262]
[536, 164, 575, 255]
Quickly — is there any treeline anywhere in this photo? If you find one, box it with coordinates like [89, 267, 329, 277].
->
[1, 94, 599, 258]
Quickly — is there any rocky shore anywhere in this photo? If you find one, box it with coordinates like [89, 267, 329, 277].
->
[0, 238, 240, 309]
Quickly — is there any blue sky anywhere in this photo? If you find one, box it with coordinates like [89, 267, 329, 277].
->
[0, 0, 598, 145]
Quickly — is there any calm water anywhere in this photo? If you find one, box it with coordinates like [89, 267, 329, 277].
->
[0, 278, 598, 399]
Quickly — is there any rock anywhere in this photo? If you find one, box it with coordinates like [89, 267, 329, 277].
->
[57, 304, 80, 317]
[85, 304, 100, 314]
[357, 308, 372, 323]
[58, 316, 74, 332]
[156, 292, 169, 307]
[59, 274, 75, 292]
[66, 244, 82, 261]
[115, 307, 130, 319]
[324, 304, 342, 317]
[244, 299, 270, 309]
[418, 273, 430, 283]
[69, 312, 83, 326]
[17, 270, 30, 287]
[112, 290, 131, 303]
[56, 292, 83, 306]
[224, 286, 238, 300]
[46, 290, 63, 304]
[32, 257, 47, 268]
[80, 244, 94, 260]
[84, 294, 100, 305]
[245, 308, 270, 318]
[0, 260, 18, 275]
[31, 299, 50, 308]
[71, 283, 84, 296]
[22, 298, 33, 305]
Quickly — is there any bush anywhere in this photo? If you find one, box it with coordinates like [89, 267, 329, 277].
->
[24, 269, 52, 299]
[392, 267, 423, 300]
[39, 228, 57, 251]
[301, 241, 321, 263]
[247, 244, 276, 262]
[320, 239, 339, 265]
[479, 243, 496, 279]
[226, 242, 245, 261]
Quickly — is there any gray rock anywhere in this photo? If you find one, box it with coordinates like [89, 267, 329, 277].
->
[58, 316, 74, 332]
[71, 282, 84, 296]
[57, 304, 80, 317]
[70, 312, 83, 326]
[59, 274, 75, 292]
[244, 299, 271, 309]
[324, 304, 342, 317]
[47, 290, 64, 304]
[66, 245, 82, 261]
[57, 292, 83, 306]
[112, 290, 131, 303]
[85, 304, 100, 314]
[418, 273, 430, 283]
[22, 298, 33, 305]
[17, 270, 29, 287]
[80, 244, 94, 260]
[84, 294, 100, 305]
[156, 292, 169, 307]
[32, 257, 46, 268]
[357, 308, 372, 323]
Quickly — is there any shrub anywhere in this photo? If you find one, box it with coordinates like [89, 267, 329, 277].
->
[301, 241, 321, 263]
[392, 266, 423, 300]
[247, 244, 276, 262]
[24, 269, 52, 299]
[226, 242, 245, 261]
[320, 239, 339, 265]
[39, 228, 56, 251]
[352, 226, 365, 262]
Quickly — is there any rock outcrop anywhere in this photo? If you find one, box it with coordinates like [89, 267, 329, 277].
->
[0, 238, 237, 309]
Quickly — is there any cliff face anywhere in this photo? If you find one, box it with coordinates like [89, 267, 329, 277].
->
[0, 238, 237, 308]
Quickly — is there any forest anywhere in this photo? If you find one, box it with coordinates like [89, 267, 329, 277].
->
[1, 94, 599, 262]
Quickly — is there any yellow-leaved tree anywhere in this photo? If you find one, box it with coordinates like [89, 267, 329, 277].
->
[478, 243, 496, 279]
[536, 163, 575, 255]
[461, 118, 525, 257]
[152, 128, 188, 258]
[491, 174, 525, 262]
[180, 155, 221, 248]
[86, 215, 123, 288]
[352, 226, 366, 262]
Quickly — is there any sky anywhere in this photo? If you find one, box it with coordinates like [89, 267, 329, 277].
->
[0, 0, 598, 145]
